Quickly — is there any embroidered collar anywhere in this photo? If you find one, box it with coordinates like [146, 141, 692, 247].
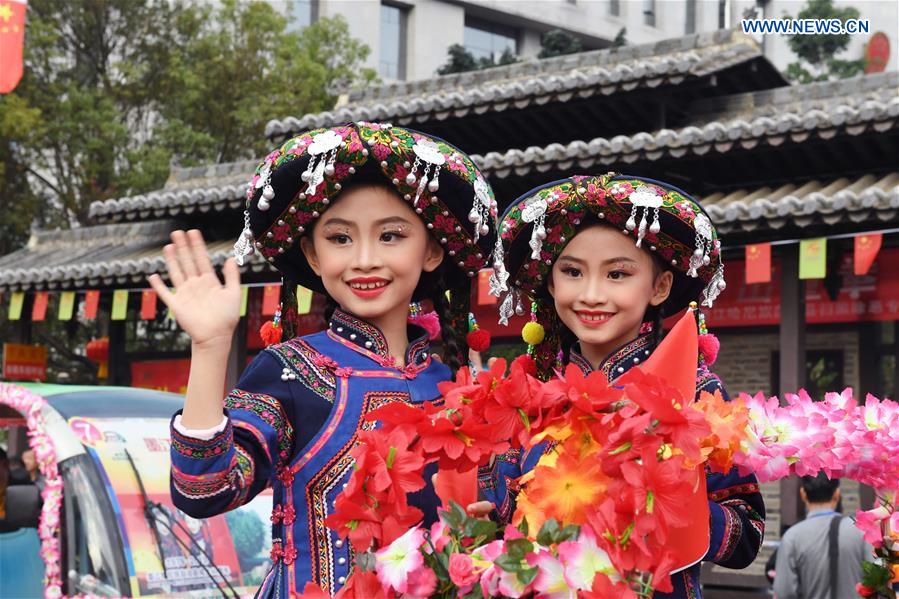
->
[568, 333, 655, 381]
[328, 308, 431, 369]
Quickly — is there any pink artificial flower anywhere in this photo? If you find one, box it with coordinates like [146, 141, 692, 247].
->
[528, 549, 576, 599]
[854, 506, 889, 548]
[557, 528, 618, 591]
[375, 526, 426, 593]
[402, 565, 437, 599]
[448, 553, 479, 587]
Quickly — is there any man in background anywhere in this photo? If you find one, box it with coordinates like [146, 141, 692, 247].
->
[774, 474, 873, 599]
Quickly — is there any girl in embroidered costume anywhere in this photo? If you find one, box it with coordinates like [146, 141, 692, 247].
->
[488, 173, 766, 598]
[148, 123, 500, 597]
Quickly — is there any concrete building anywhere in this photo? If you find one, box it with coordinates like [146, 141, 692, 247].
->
[282, 0, 897, 82]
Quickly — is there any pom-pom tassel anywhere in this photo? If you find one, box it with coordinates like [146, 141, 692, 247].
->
[522, 321, 545, 346]
[408, 301, 441, 340]
[467, 326, 491, 352]
[260, 306, 283, 347]
[698, 333, 720, 366]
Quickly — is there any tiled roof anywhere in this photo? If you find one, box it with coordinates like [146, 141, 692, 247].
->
[477, 72, 898, 178]
[704, 172, 899, 233]
[88, 160, 254, 222]
[87, 73, 897, 227]
[0, 220, 273, 291]
[8, 172, 897, 291]
[264, 29, 765, 139]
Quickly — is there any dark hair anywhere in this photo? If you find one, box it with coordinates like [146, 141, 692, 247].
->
[801, 473, 840, 503]
[541, 218, 672, 364]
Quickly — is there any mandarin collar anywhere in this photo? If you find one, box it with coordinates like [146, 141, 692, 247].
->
[328, 308, 431, 368]
[568, 333, 655, 381]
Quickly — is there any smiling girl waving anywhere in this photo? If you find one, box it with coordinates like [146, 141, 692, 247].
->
[149, 123, 499, 597]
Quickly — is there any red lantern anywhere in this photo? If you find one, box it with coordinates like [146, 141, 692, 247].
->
[85, 337, 110, 379]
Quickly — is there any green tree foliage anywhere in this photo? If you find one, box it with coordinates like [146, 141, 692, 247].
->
[611, 27, 628, 48]
[437, 43, 519, 75]
[0, 0, 374, 248]
[225, 509, 267, 567]
[538, 29, 583, 59]
[783, 0, 866, 83]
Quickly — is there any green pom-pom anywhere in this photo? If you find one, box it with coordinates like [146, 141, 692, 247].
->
[522, 321, 545, 346]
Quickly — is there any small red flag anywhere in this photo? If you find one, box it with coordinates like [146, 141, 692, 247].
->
[140, 290, 157, 320]
[0, 0, 28, 94]
[854, 233, 882, 275]
[477, 269, 496, 305]
[262, 284, 281, 316]
[745, 243, 771, 284]
[31, 291, 48, 321]
[84, 290, 100, 320]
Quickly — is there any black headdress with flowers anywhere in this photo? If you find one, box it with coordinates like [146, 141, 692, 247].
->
[491, 173, 726, 379]
[235, 122, 498, 368]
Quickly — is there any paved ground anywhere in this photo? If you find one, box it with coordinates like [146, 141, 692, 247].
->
[703, 587, 772, 598]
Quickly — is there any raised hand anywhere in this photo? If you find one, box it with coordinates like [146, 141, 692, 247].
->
[148, 230, 242, 350]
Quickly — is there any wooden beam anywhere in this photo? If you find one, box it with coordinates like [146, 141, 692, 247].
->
[779, 243, 806, 528]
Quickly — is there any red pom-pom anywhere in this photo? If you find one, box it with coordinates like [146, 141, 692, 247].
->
[466, 328, 491, 352]
[511, 354, 537, 377]
[260, 320, 283, 347]
[698, 333, 720, 366]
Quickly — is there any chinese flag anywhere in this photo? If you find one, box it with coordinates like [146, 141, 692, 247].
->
[31, 291, 48, 321]
[0, 0, 27, 94]
[84, 290, 100, 320]
[262, 284, 281, 316]
[477, 268, 496, 305]
[140, 290, 157, 320]
[745, 243, 771, 284]
[854, 233, 882, 275]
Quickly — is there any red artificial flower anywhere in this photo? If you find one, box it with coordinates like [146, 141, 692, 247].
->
[324, 494, 383, 552]
[335, 571, 391, 599]
[856, 583, 876, 597]
[356, 428, 426, 500]
[379, 505, 425, 547]
[419, 414, 505, 471]
[619, 449, 694, 536]
[367, 400, 432, 437]
[293, 582, 330, 599]
[581, 574, 638, 599]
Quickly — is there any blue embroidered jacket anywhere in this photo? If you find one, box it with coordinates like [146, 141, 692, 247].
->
[480, 333, 766, 599]
[169, 309, 462, 597]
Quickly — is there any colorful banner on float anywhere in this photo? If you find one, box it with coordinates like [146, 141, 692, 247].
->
[67, 416, 273, 597]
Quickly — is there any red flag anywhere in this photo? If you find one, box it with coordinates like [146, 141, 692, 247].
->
[84, 290, 100, 320]
[854, 233, 882, 275]
[31, 291, 48, 321]
[0, 1, 27, 94]
[477, 269, 496, 305]
[262, 284, 281, 316]
[745, 243, 771, 284]
[140, 290, 157, 320]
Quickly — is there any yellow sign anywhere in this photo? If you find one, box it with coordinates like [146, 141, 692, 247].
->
[58, 291, 76, 320]
[2, 343, 48, 381]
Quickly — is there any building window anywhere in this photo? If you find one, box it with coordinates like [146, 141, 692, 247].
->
[685, 0, 696, 34]
[643, 0, 656, 26]
[290, 0, 318, 30]
[379, 3, 407, 80]
[718, 0, 731, 29]
[464, 17, 518, 63]
[609, 0, 620, 16]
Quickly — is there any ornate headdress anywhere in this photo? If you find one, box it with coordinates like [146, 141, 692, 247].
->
[236, 122, 498, 357]
[492, 173, 726, 377]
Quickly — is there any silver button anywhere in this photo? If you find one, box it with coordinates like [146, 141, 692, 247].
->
[336, 327, 343, 333]
[335, 539, 343, 548]
[350, 334, 357, 340]
[338, 576, 346, 584]
[617, 366, 624, 373]
[338, 557, 346, 565]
